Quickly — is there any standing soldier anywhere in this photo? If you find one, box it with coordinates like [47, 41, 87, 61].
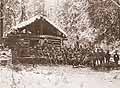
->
[92, 50, 97, 68]
[101, 49, 105, 64]
[105, 50, 111, 64]
[114, 50, 119, 65]
[99, 48, 105, 65]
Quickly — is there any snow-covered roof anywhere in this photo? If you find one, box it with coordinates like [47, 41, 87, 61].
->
[13, 15, 41, 29]
[12, 15, 67, 36]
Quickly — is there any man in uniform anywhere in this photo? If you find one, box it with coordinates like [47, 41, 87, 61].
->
[105, 50, 111, 64]
[92, 50, 97, 68]
[114, 50, 119, 65]
[99, 48, 105, 65]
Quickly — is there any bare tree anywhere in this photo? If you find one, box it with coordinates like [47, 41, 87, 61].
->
[0, 0, 4, 38]
[19, 0, 27, 23]
[0, 0, 20, 37]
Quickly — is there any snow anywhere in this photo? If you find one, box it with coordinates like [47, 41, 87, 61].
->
[11, 15, 67, 36]
[0, 65, 120, 88]
[13, 15, 41, 29]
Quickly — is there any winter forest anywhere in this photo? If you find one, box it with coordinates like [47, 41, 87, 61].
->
[0, 0, 120, 47]
[0, 0, 120, 48]
[1, 0, 120, 88]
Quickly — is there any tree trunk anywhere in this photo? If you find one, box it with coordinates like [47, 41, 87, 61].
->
[0, 0, 3, 38]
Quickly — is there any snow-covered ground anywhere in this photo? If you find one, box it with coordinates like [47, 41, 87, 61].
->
[0, 65, 120, 88]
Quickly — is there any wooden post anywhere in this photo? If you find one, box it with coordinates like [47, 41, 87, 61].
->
[11, 48, 17, 64]
[61, 38, 63, 49]
[40, 18, 43, 35]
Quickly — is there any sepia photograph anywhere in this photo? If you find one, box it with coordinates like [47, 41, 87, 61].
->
[0, 0, 120, 88]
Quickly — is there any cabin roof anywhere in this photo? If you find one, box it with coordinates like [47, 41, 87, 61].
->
[11, 15, 67, 36]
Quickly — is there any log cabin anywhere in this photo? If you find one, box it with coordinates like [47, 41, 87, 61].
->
[5, 15, 67, 64]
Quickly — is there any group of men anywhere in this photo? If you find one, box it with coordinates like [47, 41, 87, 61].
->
[90, 49, 120, 67]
